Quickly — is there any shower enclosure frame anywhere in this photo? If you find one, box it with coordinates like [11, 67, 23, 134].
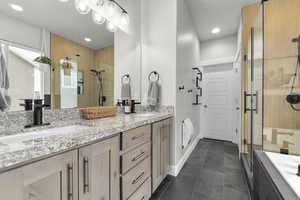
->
[241, 1, 265, 186]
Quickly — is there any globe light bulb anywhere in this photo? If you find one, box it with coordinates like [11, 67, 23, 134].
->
[93, 0, 104, 7]
[92, 10, 106, 25]
[106, 0, 116, 17]
[75, 0, 91, 15]
[120, 11, 130, 26]
[106, 21, 117, 32]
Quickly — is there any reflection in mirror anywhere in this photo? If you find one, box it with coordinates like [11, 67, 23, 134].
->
[4, 44, 50, 111]
[0, 0, 134, 112]
[50, 35, 114, 109]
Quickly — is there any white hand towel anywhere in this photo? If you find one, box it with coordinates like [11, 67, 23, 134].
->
[147, 81, 159, 106]
[182, 118, 194, 149]
[0, 44, 10, 111]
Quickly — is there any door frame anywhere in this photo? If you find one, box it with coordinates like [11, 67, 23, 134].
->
[200, 57, 241, 143]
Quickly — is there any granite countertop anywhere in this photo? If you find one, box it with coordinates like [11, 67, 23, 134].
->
[0, 112, 173, 173]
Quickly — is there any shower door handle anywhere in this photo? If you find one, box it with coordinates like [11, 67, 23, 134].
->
[253, 91, 258, 114]
[244, 91, 252, 113]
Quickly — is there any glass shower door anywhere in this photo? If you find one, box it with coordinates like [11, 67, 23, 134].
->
[252, 5, 263, 155]
[244, 5, 264, 170]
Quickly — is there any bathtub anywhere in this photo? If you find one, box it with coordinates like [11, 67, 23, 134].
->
[265, 152, 300, 198]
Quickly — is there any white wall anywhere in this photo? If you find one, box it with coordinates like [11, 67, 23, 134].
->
[141, 0, 177, 107]
[114, 0, 142, 103]
[175, 0, 201, 165]
[200, 34, 237, 61]
[140, 0, 177, 167]
[0, 13, 50, 54]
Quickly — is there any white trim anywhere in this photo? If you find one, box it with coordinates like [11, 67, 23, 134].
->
[200, 56, 235, 67]
[169, 133, 202, 177]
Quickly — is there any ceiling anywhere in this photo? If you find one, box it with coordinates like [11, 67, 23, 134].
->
[0, 0, 115, 50]
[185, 0, 260, 42]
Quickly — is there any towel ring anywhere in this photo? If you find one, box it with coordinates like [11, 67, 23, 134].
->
[122, 74, 130, 84]
[148, 71, 160, 82]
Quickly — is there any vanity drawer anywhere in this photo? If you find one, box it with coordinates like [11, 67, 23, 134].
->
[122, 142, 151, 174]
[122, 125, 151, 150]
[122, 157, 151, 200]
[127, 178, 151, 200]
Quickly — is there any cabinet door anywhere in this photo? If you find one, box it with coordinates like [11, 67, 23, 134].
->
[0, 168, 23, 200]
[162, 119, 170, 178]
[22, 150, 78, 200]
[152, 121, 164, 192]
[79, 136, 120, 200]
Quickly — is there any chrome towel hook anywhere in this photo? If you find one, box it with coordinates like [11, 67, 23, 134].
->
[148, 71, 160, 82]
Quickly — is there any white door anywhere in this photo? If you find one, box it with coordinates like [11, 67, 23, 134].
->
[203, 63, 234, 141]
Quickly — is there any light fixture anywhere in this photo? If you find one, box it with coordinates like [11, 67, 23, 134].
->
[72, 0, 129, 32]
[92, 10, 106, 24]
[211, 27, 221, 34]
[10, 4, 24, 12]
[120, 11, 129, 26]
[84, 37, 92, 42]
[75, 0, 91, 15]
[57, 0, 69, 2]
[106, 21, 117, 32]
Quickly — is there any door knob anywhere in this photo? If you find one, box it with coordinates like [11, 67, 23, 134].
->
[204, 105, 208, 108]
[236, 107, 240, 110]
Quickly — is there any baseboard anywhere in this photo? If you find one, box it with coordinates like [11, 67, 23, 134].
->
[169, 134, 202, 177]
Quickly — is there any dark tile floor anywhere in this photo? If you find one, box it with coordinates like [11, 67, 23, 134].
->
[151, 139, 251, 200]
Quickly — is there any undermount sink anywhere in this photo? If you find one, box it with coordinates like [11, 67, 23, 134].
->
[135, 113, 158, 117]
[0, 125, 91, 153]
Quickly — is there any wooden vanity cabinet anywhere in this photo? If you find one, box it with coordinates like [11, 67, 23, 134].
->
[0, 168, 23, 200]
[78, 136, 120, 200]
[22, 150, 78, 200]
[0, 136, 120, 200]
[0, 117, 172, 200]
[152, 119, 171, 192]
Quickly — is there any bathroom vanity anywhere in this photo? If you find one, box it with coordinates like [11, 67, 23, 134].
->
[0, 112, 173, 200]
[253, 151, 300, 200]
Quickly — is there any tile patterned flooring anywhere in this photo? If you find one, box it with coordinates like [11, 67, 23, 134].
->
[151, 139, 251, 200]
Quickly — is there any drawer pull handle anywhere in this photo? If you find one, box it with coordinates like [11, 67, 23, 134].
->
[83, 157, 90, 193]
[132, 172, 145, 185]
[132, 134, 145, 140]
[132, 152, 145, 162]
[67, 163, 74, 200]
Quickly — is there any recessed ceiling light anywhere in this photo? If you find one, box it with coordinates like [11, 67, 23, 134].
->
[211, 27, 221, 34]
[10, 4, 24, 12]
[57, 0, 69, 2]
[84, 37, 92, 42]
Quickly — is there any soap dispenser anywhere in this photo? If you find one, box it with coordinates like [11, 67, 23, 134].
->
[124, 100, 131, 114]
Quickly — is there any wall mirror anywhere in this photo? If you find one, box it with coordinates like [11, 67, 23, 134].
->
[0, 0, 141, 112]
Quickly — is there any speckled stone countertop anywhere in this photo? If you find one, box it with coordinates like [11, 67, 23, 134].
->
[0, 112, 173, 173]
